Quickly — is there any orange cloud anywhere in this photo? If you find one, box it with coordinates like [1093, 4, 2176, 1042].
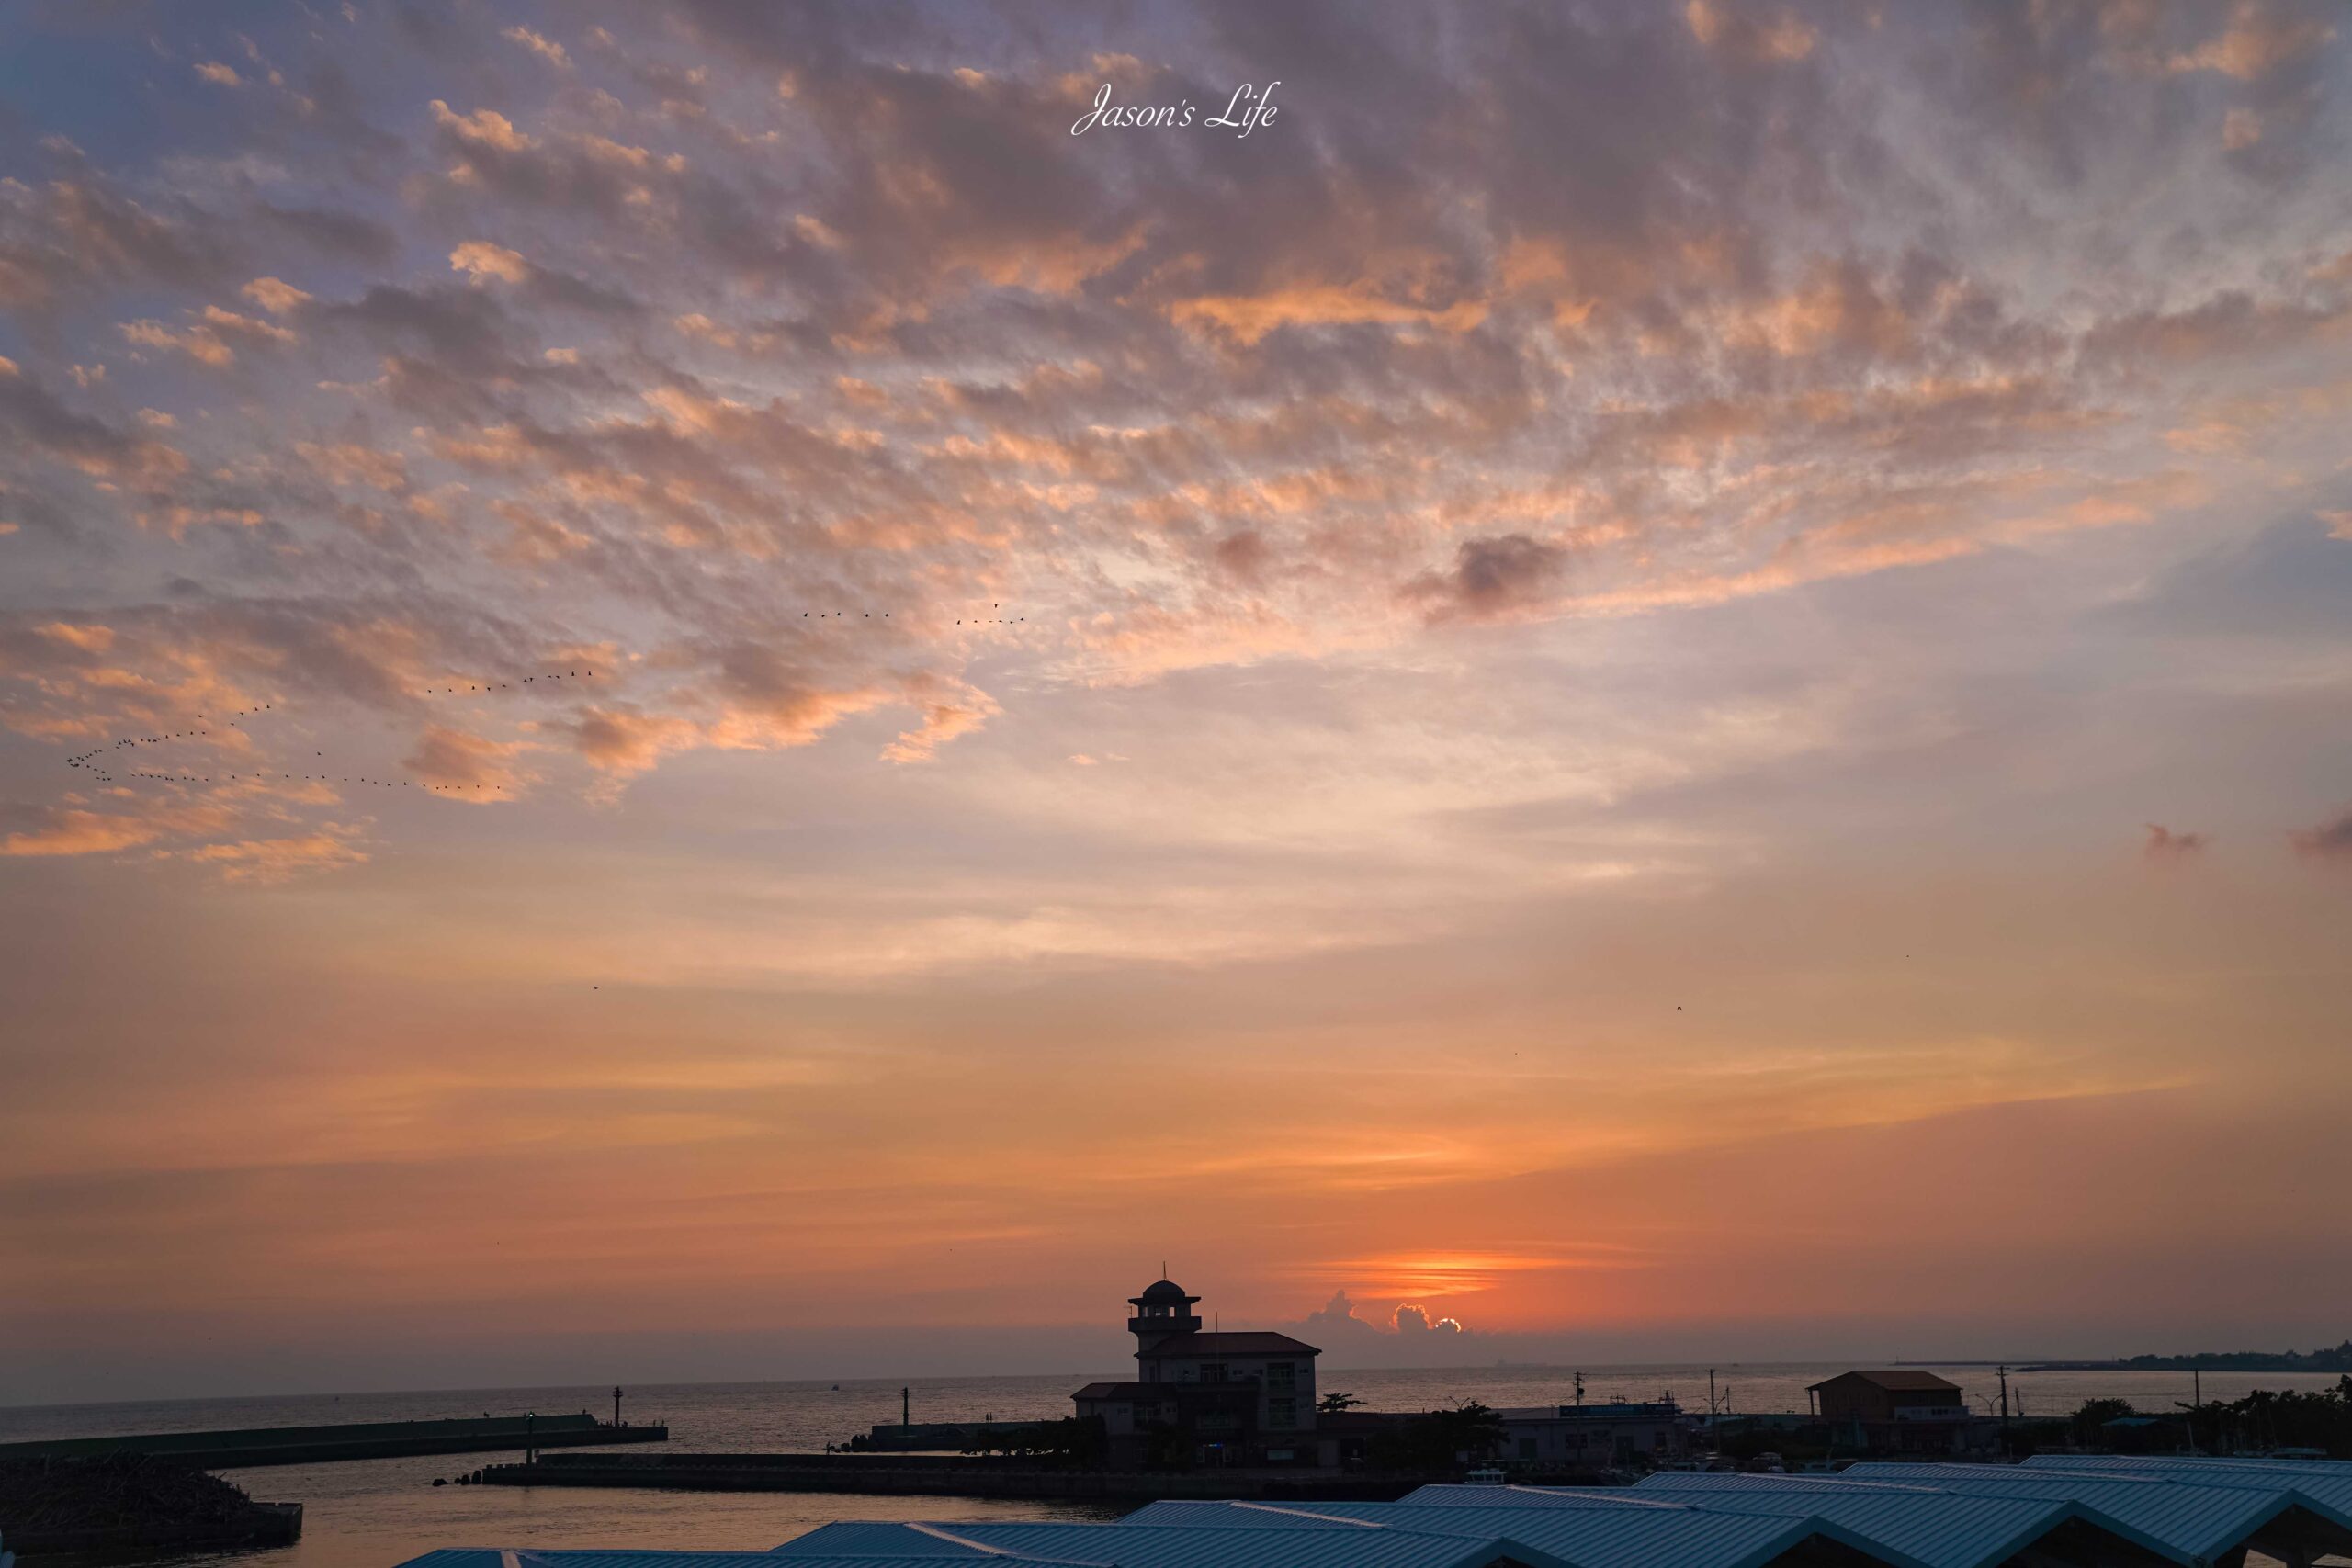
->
[2, 807, 167, 857]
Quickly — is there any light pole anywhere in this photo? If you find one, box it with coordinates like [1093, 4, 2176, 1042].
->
[613, 1386, 624, 1427]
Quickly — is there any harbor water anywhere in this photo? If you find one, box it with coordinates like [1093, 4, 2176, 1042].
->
[3, 1363, 2340, 1568]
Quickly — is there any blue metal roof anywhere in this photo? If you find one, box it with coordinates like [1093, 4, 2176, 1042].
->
[1628, 1473, 2145, 1568]
[947, 1522, 1530, 1568]
[1394, 1485, 1691, 1511]
[401, 1460, 2352, 1568]
[1442, 1479, 2076, 1568]
[1115, 1502, 1392, 1529]
[1835, 1461, 2301, 1564]
[1253, 1500, 1844, 1568]
[2022, 1455, 2352, 1537]
[774, 1520, 1531, 1568]
[407, 1555, 1083, 1568]
[774, 1525, 1029, 1556]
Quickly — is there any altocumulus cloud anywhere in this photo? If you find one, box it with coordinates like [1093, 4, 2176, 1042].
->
[0, 0, 2348, 879]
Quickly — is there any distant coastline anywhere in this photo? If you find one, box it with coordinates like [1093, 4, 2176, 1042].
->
[2018, 1340, 2352, 1374]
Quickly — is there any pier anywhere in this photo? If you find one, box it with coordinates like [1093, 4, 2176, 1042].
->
[0, 1413, 668, 1470]
[473, 1450, 1426, 1502]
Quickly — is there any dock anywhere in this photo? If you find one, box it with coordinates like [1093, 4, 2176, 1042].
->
[0, 1413, 667, 1470]
[472, 1450, 1425, 1501]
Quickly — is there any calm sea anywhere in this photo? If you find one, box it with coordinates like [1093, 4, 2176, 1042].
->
[3, 1363, 2341, 1568]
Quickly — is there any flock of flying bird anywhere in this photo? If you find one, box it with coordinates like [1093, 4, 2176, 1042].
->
[411, 668, 595, 700]
[799, 605, 1024, 625]
[63, 703, 278, 788]
[62, 670, 599, 797]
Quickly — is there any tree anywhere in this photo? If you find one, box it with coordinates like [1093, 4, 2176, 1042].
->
[2070, 1397, 2137, 1447]
[1369, 1399, 1509, 1472]
[958, 1415, 1106, 1467]
[1318, 1391, 1364, 1414]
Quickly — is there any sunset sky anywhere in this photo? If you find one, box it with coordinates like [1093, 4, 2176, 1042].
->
[3, 1, 2350, 1406]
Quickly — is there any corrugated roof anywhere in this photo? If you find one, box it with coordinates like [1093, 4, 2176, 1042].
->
[402, 1460, 2352, 1568]
[775, 1521, 1525, 1568]
[1395, 1484, 1691, 1510]
[772, 1561, 1083, 1568]
[909, 1522, 1526, 1568]
[1836, 1461, 2301, 1564]
[410, 1554, 1082, 1568]
[2023, 1455, 2352, 1536]
[775, 1525, 1027, 1557]
[1115, 1502, 1388, 1529]
[1291, 1500, 1837, 1568]
[1624, 1473, 2112, 1568]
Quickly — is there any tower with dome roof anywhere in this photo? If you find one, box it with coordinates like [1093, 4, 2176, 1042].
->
[1074, 1273, 1329, 1467]
[1126, 1277, 1203, 1355]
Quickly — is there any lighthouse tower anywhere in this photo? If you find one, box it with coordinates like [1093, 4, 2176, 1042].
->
[1126, 1277, 1202, 1358]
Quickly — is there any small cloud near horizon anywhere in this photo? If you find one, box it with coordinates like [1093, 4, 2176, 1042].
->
[1301, 1288, 1470, 1343]
[2289, 806, 2352, 862]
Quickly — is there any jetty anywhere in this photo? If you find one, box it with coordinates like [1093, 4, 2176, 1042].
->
[0, 1413, 666, 1470]
[473, 1450, 1423, 1502]
[0, 1452, 302, 1561]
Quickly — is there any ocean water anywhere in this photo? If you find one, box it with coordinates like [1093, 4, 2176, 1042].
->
[3, 1363, 2341, 1568]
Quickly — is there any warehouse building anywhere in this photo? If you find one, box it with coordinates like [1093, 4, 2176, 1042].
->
[394, 1454, 2352, 1568]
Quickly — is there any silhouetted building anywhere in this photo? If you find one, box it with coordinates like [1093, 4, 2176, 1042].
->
[1072, 1278, 1324, 1467]
[1494, 1400, 1690, 1466]
[1807, 1370, 1970, 1454]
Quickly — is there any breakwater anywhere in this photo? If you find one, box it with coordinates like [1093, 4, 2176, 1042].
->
[0, 1413, 666, 1470]
[474, 1450, 1425, 1502]
[0, 1453, 302, 1562]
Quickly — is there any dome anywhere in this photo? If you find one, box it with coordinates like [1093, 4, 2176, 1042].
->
[1136, 1279, 1191, 1303]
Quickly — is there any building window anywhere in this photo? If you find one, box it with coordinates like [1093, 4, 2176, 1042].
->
[1202, 1363, 1227, 1383]
[1269, 1398, 1296, 1428]
[1267, 1361, 1295, 1389]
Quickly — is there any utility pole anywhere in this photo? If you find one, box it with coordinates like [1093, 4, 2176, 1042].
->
[1574, 1371, 1585, 1409]
[1708, 1369, 1718, 1455]
[2186, 1366, 2202, 1455]
[613, 1386, 624, 1427]
[526, 1410, 537, 1466]
[1996, 1368, 2010, 1459]
[902, 1386, 910, 1431]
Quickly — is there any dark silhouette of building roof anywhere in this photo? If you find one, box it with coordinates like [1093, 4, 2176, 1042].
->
[1131, 1279, 1196, 1305]
[1135, 1331, 1320, 1358]
[1069, 1382, 1160, 1400]
[1806, 1370, 1962, 1393]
